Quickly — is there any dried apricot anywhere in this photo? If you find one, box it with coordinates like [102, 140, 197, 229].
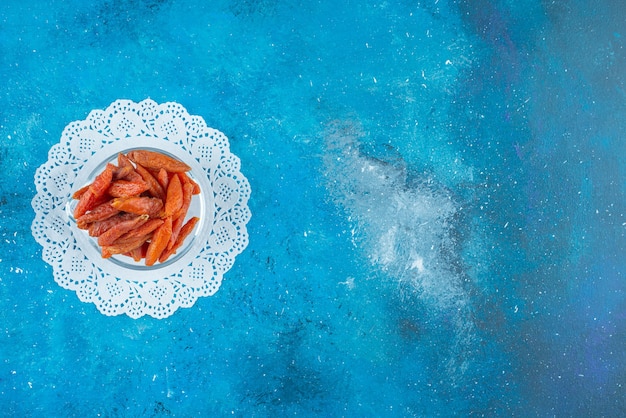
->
[110, 196, 164, 217]
[89, 163, 115, 198]
[164, 173, 183, 217]
[88, 213, 136, 237]
[135, 162, 165, 200]
[97, 214, 149, 247]
[159, 217, 199, 262]
[127, 150, 191, 172]
[73, 189, 95, 219]
[73, 163, 114, 218]
[119, 218, 164, 241]
[101, 233, 152, 259]
[175, 182, 194, 220]
[72, 184, 90, 200]
[76, 202, 120, 229]
[156, 168, 169, 191]
[167, 182, 194, 250]
[114, 153, 135, 179]
[145, 216, 172, 266]
[126, 244, 144, 262]
[108, 180, 149, 198]
[178, 172, 201, 195]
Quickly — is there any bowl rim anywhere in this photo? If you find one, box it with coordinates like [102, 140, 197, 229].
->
[65, 136, 214, 282]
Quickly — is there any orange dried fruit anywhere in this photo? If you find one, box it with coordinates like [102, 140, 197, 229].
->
[108, 180, 150, 198]
[97, 214, 149, 247]
[127, 150, 191, 173]
[114, 153, 135, 179]
[164, 173, 183, 217]
[110, 196, 164, 217]
[134, 162, 165, 200]
[127, 245, 144, 262]
[156, 168, 169, 191]
[159, 217, 199, 262]
[167, 182, 194, 250]
[101, 233, 152, 259]
[119, 218, 164, 241]
[72, 184, 90, 200]
[145, 216, 172, 266]
[73, 189, 95, 219]
[179, 172, 201, 195]
[76, 202, 120, 229]
[88, 213, 136, 237]
[73, 163, 114, 218]
[89, 163, 115, 198]
[175, 181, 194, 219]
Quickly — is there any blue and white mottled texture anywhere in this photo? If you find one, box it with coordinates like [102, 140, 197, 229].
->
[1, 0, 624, 416]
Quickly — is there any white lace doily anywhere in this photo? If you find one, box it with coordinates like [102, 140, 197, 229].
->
[31, 99, 251, 319]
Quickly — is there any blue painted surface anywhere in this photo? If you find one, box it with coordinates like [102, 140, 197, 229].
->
[1, 0, 624, 415]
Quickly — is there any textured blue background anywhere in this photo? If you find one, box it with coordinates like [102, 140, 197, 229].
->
[1, 0, 624, 416]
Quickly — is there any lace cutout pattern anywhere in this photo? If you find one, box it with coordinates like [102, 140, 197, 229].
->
[31, 99, 251, 319]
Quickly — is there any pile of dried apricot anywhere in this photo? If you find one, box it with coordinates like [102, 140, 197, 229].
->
[72, 150, 200, 266]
